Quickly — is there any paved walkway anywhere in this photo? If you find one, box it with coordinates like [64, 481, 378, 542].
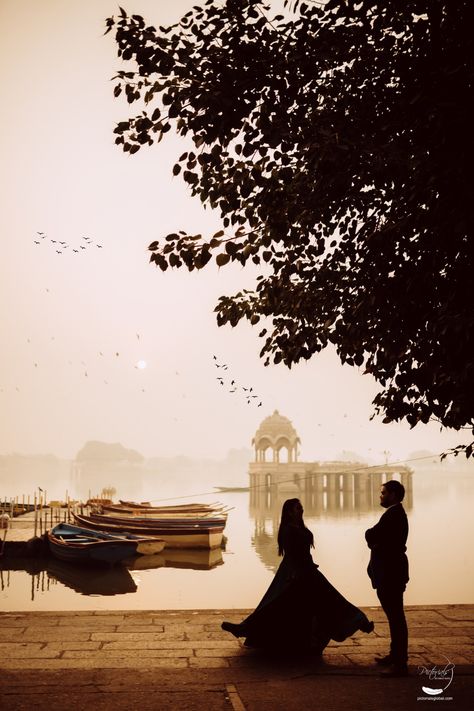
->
[0, 606, 473, 710]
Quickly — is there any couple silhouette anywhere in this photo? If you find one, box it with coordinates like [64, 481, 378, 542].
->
[222, 480, 409, 677]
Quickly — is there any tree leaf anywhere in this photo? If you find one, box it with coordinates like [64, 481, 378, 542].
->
[216, 253, 230, 267]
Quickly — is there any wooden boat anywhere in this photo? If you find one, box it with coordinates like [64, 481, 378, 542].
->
[78, 510, 226, 536]
[214, 486, 249, 492]
[119, 500, 221, 512]
[90, 511, 227, 527]
[101, 504, 227, 519]
[72, 513, 225, 549]
[47, 523, 164, 565]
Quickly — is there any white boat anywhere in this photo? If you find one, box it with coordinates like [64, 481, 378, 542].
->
[73, 513, 225, 550]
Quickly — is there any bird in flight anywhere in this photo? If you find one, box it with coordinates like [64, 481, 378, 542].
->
[212, 355, 263, 408]
[34, 231, 101, 253]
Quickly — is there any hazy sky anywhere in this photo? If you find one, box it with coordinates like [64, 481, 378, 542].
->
[0, 0, 470, 463]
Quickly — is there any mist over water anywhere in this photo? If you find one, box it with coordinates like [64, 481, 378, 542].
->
[1, 454, 473, 611]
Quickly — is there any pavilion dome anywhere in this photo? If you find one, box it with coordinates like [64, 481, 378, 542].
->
[252, 410, 300, 447]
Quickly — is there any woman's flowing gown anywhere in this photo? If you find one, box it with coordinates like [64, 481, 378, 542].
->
[235, 524, 371, 651]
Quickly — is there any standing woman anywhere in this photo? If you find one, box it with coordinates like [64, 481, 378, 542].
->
[222, 498, 374, 653]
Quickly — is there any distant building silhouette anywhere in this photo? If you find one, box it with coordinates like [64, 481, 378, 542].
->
[249, 411, 412, 517]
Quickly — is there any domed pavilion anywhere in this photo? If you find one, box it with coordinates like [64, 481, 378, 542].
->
[252, 410, 300, 464]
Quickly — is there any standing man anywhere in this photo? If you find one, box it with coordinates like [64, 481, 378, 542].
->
[365, 480, 409, 677]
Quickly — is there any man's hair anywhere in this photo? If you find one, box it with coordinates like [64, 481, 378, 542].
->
[383, 479, 405, 501]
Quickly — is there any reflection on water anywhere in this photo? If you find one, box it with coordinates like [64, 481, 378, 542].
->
[0, 466, 473, 609]
[0, 547, 224, 598]
[0, 557, 137, 597]
[250, 468, 413, 518]
[249, 469, 413, 574]
[126, 547, 224, 571]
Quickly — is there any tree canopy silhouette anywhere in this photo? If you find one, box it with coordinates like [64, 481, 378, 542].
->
[106, 0, 474, 454]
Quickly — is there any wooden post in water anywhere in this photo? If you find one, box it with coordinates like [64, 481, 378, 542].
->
[33, 493, 38, 538]
[39, 489, 44, 534]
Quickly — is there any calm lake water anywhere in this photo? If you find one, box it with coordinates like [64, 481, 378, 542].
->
[1, 466, 473, 610]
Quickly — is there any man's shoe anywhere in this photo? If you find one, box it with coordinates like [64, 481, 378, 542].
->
[375, 654, 393, 666]
[380, 663, 409, 677]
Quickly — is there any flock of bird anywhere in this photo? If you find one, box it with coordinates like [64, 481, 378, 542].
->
[213, 355, 263, 408]
[23, 233, 264, 409]
[33, 232, 103, 254]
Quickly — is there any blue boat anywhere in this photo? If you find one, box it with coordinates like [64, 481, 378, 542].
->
[47, 522, 163, 565]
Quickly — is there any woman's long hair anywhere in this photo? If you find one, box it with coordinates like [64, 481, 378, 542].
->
[277, 498, 314, 555]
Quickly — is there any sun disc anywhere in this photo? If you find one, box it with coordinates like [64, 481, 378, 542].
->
[136, 359, 147, 369]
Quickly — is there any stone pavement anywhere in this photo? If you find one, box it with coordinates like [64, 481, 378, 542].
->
[0, 605, 473, 710]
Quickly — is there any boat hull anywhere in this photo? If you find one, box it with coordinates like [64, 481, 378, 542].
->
[73, 513, 224, 549]
[135, 539, 165, 555]
[89, 512, 226, 527]
[47, 523, 164, 565]
[48, 534, 138, 565]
